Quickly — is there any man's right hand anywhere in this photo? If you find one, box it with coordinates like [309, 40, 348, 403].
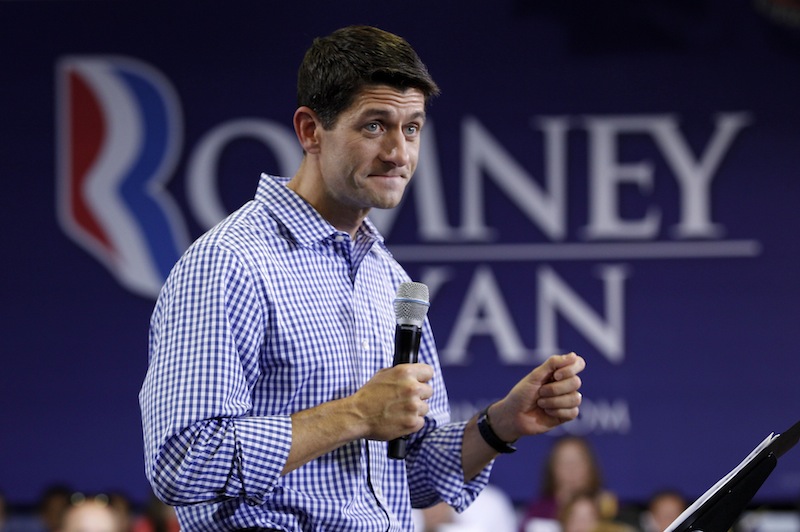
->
[351, 363, 434, 441]
[281, 363, 433, 475]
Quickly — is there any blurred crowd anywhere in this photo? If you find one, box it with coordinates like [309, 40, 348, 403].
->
[0, 487, 178, 532]
[412, 434, 800, 532]
[2, 436, 797, 532]
[413, 436, 689, 532]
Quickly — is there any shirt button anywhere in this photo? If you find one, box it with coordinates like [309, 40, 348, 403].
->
[334, 235, 345, 243]
[362, 340, 369, 350]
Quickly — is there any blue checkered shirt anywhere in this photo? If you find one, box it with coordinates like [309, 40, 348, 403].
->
[139, 174, 491, 531]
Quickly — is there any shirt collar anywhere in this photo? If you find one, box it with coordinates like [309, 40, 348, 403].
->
[255, 173, 385, 248]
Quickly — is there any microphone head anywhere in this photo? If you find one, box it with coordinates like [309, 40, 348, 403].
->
[394, 282, 430, 327]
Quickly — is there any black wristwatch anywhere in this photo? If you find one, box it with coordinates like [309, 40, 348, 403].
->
[477, 404, 517, 454]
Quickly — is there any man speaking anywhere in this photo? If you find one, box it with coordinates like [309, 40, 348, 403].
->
[139, 25, 585, 531]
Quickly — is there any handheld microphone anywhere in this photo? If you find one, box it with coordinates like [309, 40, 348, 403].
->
[388, 281, 430, 460]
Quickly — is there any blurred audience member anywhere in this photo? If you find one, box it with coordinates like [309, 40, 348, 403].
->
[130, 494, 178, 532]
[39, 486, 72, 532]
[57, 496, 120, 532]
[3, 485, 74, 532]
[560, 492, 601, 532]
[639, 490, 687, 532]
[559, 493, 633, 532]
[105, 494, 132, 532]
[520, 437, 618, 532]
[415, 484, 518, 532]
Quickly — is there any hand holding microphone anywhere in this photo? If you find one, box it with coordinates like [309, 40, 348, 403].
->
[387, 281, 430, 460]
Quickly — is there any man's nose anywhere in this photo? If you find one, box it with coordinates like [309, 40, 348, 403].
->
[381, 129, 411, 167]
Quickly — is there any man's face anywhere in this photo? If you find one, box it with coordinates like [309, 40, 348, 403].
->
[314, 85, 426, 216]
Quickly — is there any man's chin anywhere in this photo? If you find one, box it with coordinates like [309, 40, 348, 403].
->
[363, 186, 407, 210]
[372, 193, 405, 210]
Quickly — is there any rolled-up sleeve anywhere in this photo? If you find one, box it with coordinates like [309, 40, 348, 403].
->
[140, 241, 287, 505]
[405, 420, 493, 512]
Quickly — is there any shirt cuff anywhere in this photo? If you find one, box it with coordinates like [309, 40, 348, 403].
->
[409, 421, 495, 512]
[230, 415, 293, 506]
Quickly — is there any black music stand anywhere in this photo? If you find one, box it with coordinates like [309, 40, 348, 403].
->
[668, 420, 800, 532]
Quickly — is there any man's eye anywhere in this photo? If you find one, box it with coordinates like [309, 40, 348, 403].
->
[365, 123, 380, 133]
[405, 125, 419, 136]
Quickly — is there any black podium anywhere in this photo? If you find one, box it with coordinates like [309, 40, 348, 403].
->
[668, 420, 800, 532]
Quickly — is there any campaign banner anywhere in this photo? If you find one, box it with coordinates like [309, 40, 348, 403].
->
[2, 0, 799, 508]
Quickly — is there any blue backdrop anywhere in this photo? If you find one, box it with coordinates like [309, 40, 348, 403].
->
[2, 0, 800, 509]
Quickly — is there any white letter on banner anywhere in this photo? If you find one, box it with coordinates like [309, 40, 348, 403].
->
[554, 398, 632, 435]
[650, 112, 752, 238]
[186, 119, 302, 229]
[536, 265, 628, 363]
[461, 116, 568, 241]
[584, 116, 662, 240]
[418, 266, 454, 302]
[440, 266, 530, 365]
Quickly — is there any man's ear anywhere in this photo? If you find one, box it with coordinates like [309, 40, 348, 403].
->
[294, 106, 323, 154]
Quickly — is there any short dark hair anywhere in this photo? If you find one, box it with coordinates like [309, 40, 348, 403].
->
[297, 25, 440, 129]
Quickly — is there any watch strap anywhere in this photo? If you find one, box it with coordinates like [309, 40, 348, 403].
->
[477, 404, 517, 454]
